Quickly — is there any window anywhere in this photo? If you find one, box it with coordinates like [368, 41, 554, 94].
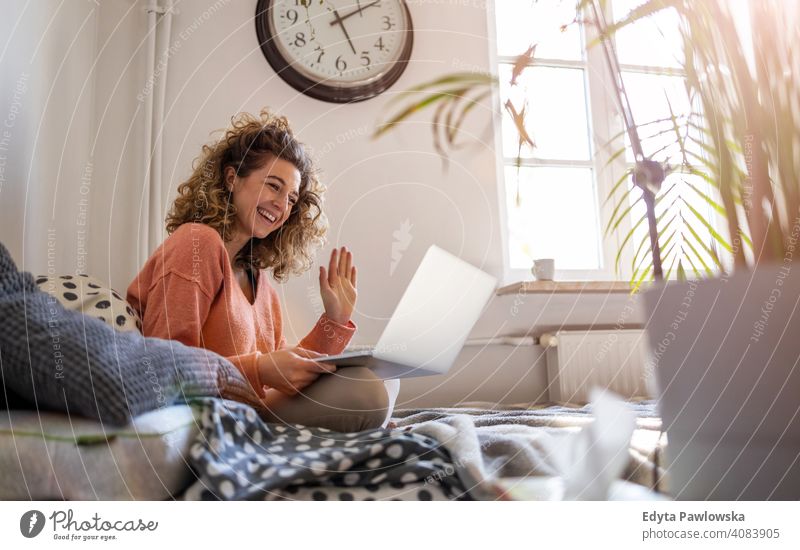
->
[492, 0, 722, 282]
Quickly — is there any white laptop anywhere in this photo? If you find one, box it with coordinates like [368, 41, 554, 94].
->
[642, 265, 800, 500]
[318, 245, 497, 379]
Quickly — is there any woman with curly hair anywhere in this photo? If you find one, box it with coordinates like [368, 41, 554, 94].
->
[127, 110, 398, 432]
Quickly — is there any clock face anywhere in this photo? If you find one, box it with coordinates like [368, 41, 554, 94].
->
[256, 0, 413, 102]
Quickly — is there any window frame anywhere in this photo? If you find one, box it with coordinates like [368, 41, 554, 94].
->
[489, 1, 705, 285]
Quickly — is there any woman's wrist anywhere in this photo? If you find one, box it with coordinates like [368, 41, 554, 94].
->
[256, 351, 273, 389]
[323, 311, 351, 326]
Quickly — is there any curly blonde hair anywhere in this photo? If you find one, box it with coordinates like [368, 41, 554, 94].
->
[166, 109, 327, 282]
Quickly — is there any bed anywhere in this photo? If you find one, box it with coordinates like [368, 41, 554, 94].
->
[1, 256, 667, 500]
[1, 396, 666, 501]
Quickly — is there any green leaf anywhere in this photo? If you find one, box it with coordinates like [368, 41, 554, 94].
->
[605, 115, 683, 145]
[589, 0, 682, 48]
[685, 179, 726, 216]
[682, 213, 722, 272]
[603, 167, 633, 207]
[603, 146, 628, 169]
[614, 214, 645, 274]
[442, 87, 472, 146]
[682, 196, 733, 253]
[607, 194, 642, 235]
[631, 264, 653, 293]
[677, 259, 687, 281]
[449, 90, 492, 147]
[374, 89, 468, 137]
[384, 73, 496, 105]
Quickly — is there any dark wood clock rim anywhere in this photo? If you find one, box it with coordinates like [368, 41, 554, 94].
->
[255, 0, 414, 104]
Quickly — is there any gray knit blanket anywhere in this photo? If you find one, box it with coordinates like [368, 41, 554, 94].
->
[0, 241, 266, 426]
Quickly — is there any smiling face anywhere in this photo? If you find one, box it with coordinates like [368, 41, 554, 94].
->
[225, 154, 302, 242]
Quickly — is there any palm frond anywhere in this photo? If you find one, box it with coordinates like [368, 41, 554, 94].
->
[374, 0, 800, 282]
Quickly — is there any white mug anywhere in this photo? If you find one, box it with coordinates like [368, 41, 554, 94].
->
[532, 258, 555, 281]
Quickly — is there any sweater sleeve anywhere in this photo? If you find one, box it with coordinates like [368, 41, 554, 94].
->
[298, 313, 357, 355]
[137, 272, 264, 396]
[127, 224, 265, 396]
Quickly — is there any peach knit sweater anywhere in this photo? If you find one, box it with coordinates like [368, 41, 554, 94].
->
[126, 223, 356, 396]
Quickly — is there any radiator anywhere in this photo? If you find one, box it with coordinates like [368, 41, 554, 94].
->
[542, 329, 654, 404]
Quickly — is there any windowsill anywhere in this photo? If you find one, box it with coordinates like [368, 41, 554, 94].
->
[497, 280, 637, 296]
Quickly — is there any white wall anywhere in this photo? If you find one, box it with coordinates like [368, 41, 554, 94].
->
[0, 1, 98, 278]
[90, 0, 150, 290]
[0, 0, 646, 408]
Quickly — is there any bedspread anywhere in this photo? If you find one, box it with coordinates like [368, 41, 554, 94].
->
[179, 398, 664, 501]
[391, 400, 665, 499]
[179, 398, 468, 501]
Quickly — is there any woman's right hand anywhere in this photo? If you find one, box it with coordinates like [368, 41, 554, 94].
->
[257, 347, 337, 396]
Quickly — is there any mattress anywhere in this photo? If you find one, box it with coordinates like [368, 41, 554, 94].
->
[0, 405, 200, 500]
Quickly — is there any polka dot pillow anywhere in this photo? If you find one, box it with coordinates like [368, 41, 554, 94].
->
[35, 274, 142, 333]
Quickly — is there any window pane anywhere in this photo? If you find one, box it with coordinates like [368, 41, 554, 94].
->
[494, 0, 583, 60]
[499, 65, 591, 161]
[612, 0, 683, 68]
[621, 71, 701, 164]
[505, 166, 602, 270]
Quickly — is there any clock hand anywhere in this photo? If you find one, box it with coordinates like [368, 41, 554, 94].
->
[331, 8, 357, 55]
[329, 0, 381, 26]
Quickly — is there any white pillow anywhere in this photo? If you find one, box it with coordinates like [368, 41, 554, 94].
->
[0, 405, 199, 500]
[35, 274, 142, 332]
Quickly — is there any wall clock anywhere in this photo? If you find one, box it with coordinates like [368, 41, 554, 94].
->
[255, 0, 414, 103]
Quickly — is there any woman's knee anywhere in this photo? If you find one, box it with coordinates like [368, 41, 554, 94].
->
[262, 367, 392, 432]
[331, 367, 389, 413]
[314, 367, 389, 430]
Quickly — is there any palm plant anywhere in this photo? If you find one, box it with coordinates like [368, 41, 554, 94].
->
[373, 71, 499, 167]
[374, 0, 800, 284]
[603, 0, 800, 280]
